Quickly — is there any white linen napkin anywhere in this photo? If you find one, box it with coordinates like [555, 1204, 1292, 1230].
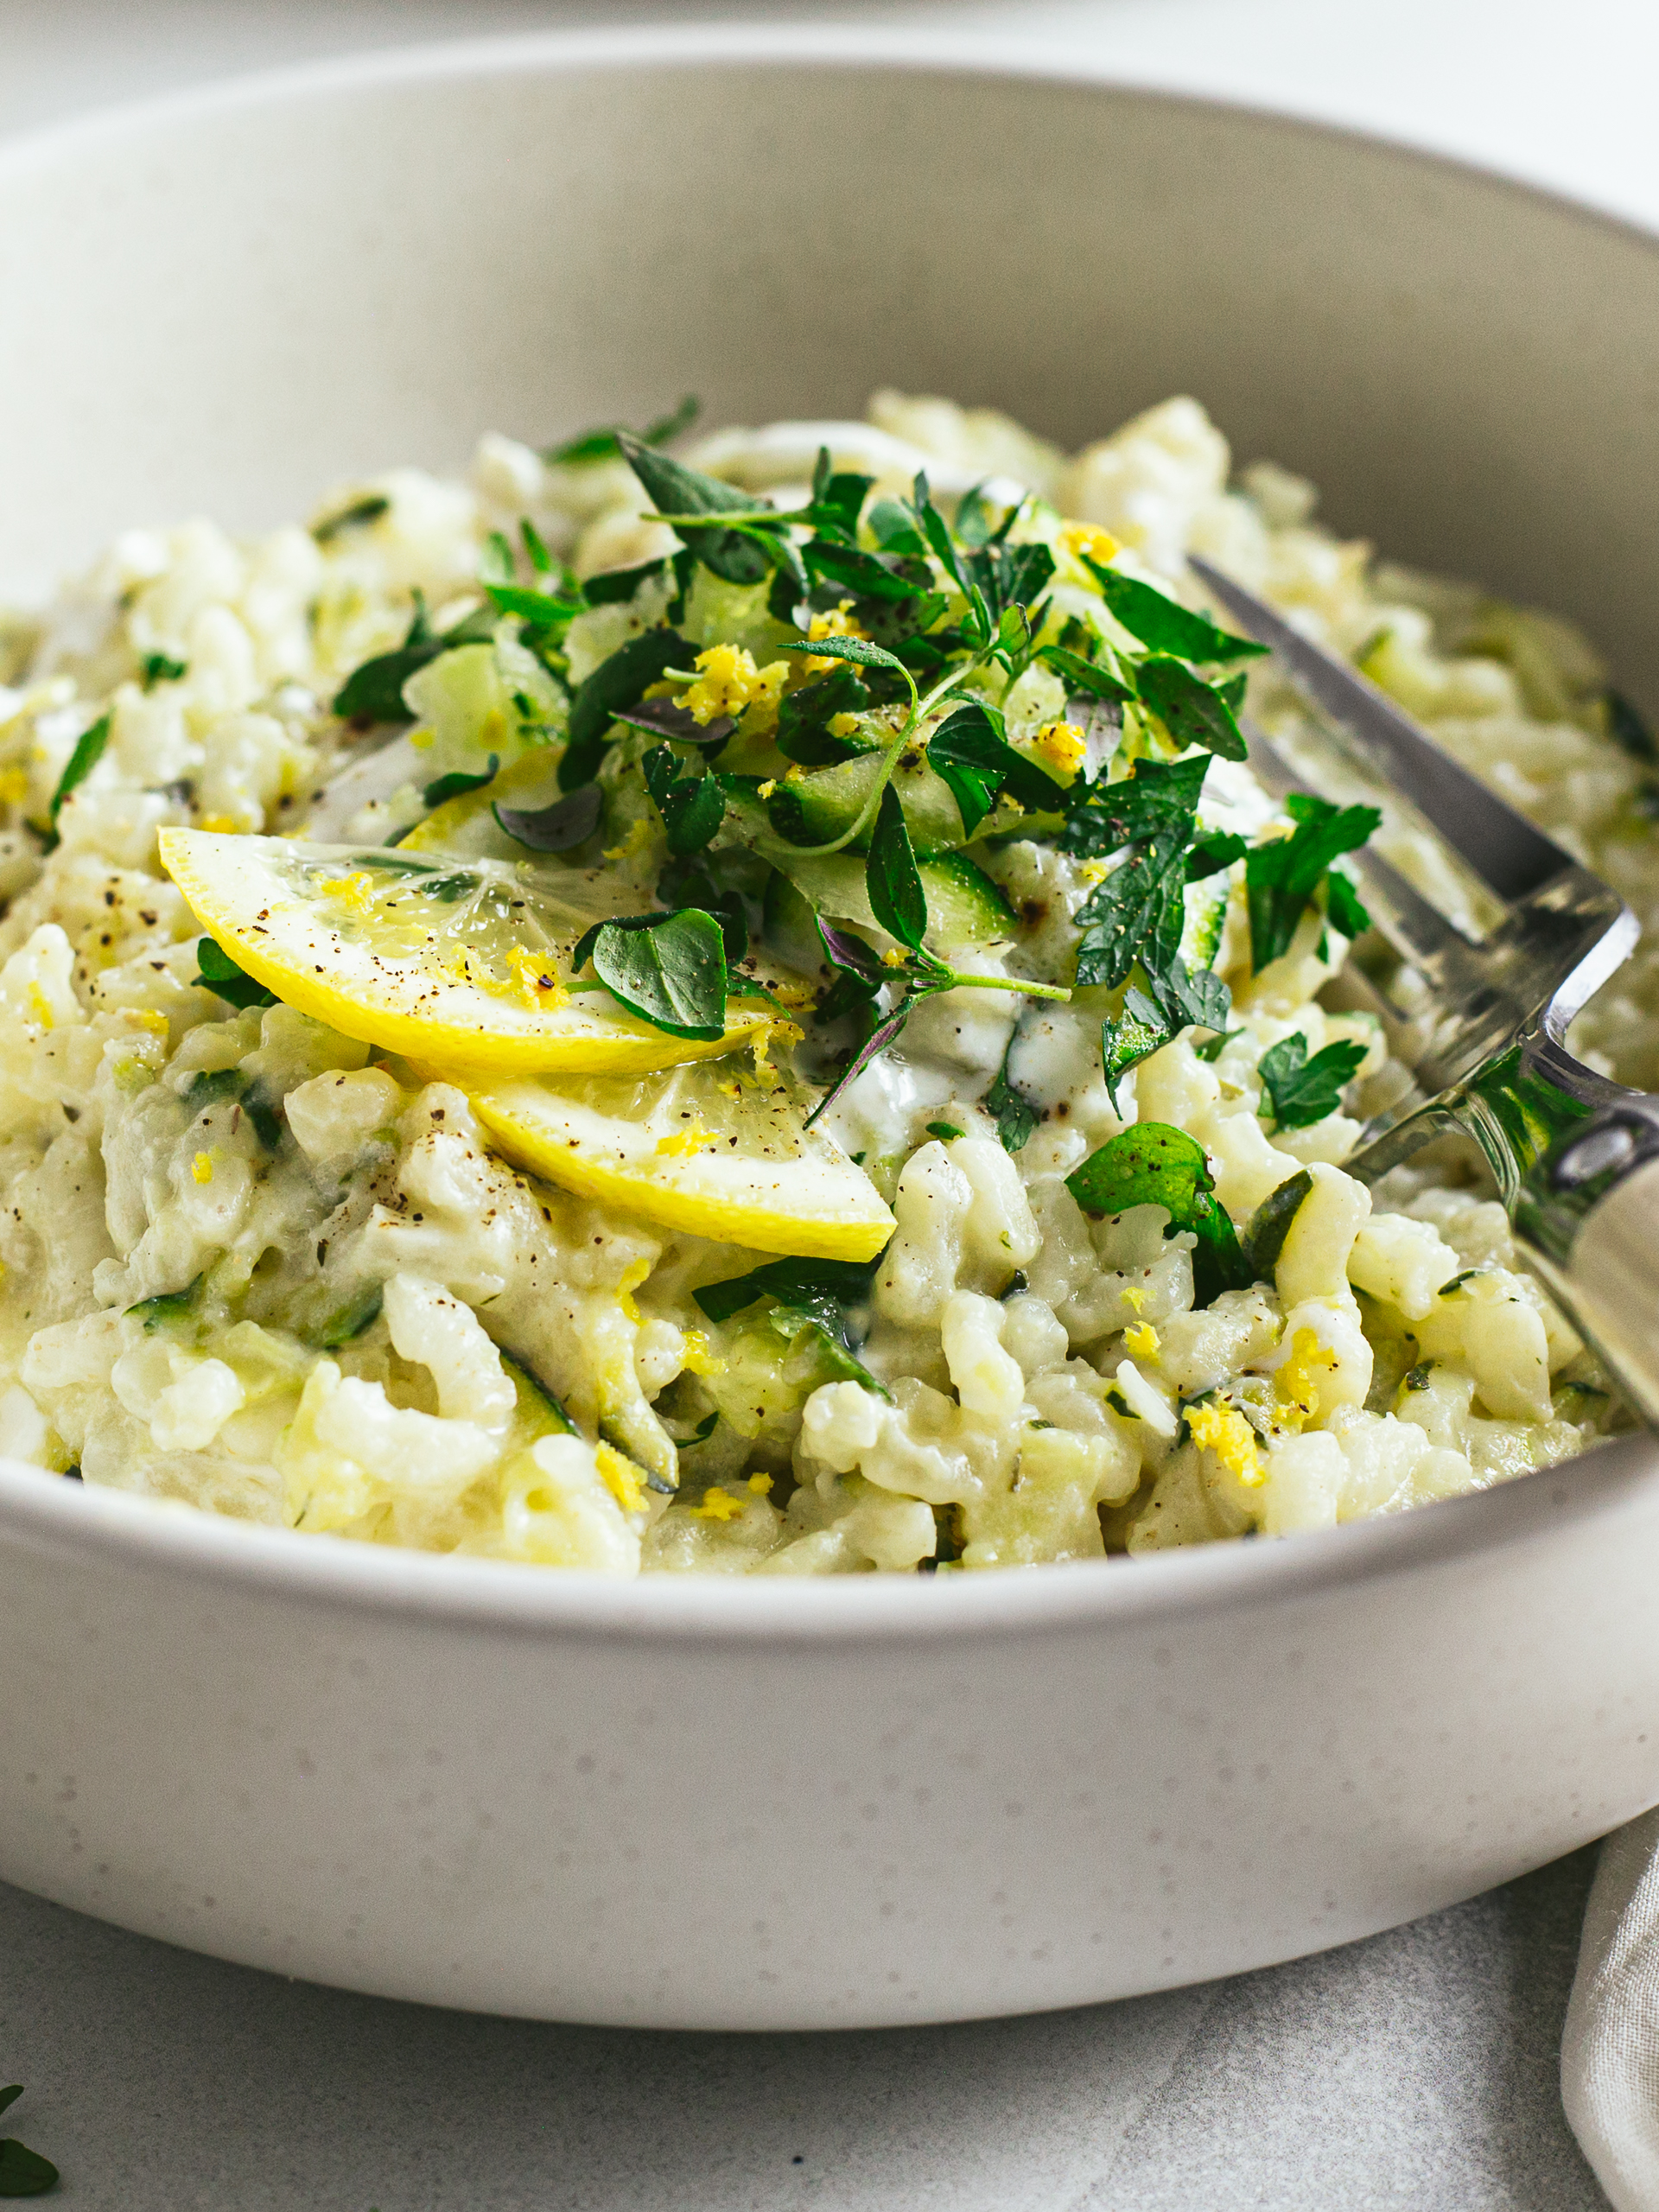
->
[1564, 1810, 1659, 2208]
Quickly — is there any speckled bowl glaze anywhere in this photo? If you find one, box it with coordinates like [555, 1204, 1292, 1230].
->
[2, 29, 1659, 2031]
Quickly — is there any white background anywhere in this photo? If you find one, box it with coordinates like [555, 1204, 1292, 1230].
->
[0, 4, 1646, 2204]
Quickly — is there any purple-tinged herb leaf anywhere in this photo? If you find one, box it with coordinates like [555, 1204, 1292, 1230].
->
[493, 784, 603, 852]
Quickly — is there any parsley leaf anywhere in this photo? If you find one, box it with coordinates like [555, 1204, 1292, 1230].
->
[546, 394, 698, 465]
[1065, 1122, 1248, 1306]
[696, 1254, 880, 1322]
[1072, 839, 1189, 992]
[1097, 957, 1230, 1110]
[643, 745, 724, 857]
[1245, 797, 1381, 969]
[1134, 655, 1249, 761]
[1083, 558, 1269, 664]
[1059, 753, 1211, 860]
[1256, 1032, 1366, 1129]
[0, 2086, 58, 2197]
[1325, 867, 1371, 940]
[866, 785, 928, 950]
[983, 1031, 1037, 1153]
[775, 668, 876, 766]
[867, 499, 927, 556]
[777, 632, 913, 683]
[926, 699, 1070, 835]
[194, 936, 275, 1009]
[141, 651, 187, 689]
[1039, 641, 1135, 703]
[559, 626, 691, 790]
[1101, 987, 1172, 1112]
[492, 784, 604, 853]
[696, 1253, 889, 1395]
[575, 909, 728, 1039]
[618, 433, 772, 584]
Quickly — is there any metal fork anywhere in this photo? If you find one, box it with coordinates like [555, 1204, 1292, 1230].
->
[1188, 553, 1659, 1426]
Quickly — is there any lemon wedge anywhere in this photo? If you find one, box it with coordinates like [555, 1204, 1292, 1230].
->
[158, 829, 779, 1076]
[434, 1057, 895, 1261]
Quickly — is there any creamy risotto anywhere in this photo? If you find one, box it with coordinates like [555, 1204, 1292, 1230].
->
[0, 390, 1641, 1573]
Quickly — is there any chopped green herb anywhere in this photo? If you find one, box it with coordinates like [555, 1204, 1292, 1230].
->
[619, 434, 772, 586]
[1240, 1168, 1313, 1279]
[1245, 797, 1381, 970]
[695, 1255, 882, 1324]
[48, 713, 110, 833]
[1100, 988, 1171, 1112]
[643, 745, 724, 858]
[1134, 654, 1249, 761]
[1065, 1122, 1248, 1306]
[313, 493, 390, 543]
[181, 1066, 244, 1112]
[926, 1120, 964, 1141]
[983, 1032, 1037, 1154]
[422, 753, 499, 810]
[307, 1282, 385, 1350]
[1607, 688, 1657, 764]
[1039, 641, 1135, 703]
[126, 1274, 204, 1332]
[1256, 1032, 1366, 1129]
[1083, 557, 1268, 665]
[925, 698, 1069, 835]
[559, 626, 691, 790]
[194, 936, 276, 1010]
[493, 785, 604, 854]
[1059, 751, 1211, 860]
[866, 785, 928, 950]
[546, 395, 699, 466]
[575, 909, 728, 1040]
[766, 1299, 891, 1395]
[140, 651, 188, 689]
[1192, 1027, 1244, 1063]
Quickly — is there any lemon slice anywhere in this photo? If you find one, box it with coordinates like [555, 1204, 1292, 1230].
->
[159, 829, 779, 1076]
[435, 1057, 895, 1261]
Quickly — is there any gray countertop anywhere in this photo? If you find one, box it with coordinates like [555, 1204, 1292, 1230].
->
[0, 1853, 1607, 2208]
[2, 3, 1652, 2202]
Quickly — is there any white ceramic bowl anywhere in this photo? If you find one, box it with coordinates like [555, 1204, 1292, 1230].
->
[3, 29, 1659, 2032]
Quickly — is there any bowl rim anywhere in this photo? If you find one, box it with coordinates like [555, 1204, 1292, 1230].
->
[2, 21, 1656, 1646]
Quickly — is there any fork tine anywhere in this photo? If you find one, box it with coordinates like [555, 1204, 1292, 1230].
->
[1189, 555, 1574, 901]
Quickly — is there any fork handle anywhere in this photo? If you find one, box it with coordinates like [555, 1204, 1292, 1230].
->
[1517, 1100, 1659, 1427]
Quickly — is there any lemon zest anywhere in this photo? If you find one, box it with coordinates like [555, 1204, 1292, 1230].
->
[191, 1149, 216, 1185]
[506, 944, 568, 1010]
[1031, 721, 1087, 779]
[1187, 1399, 1262, 1488]
[1125, 1322, 1160, 1361]
[1274, 1325, 1338, 1431]
[321, 870, 377, 917]
[691, 1484, 744, 1522]
[25, 982, 54, 1032]
[198, 812, 242, 836]
[616, 1258, 651, 1326]
[1058, 520, 1121, 565]
[804, 603, 871, 673]
[0, 766, 30, 806]
[747, 1471, 774, 1496]
[680, 644, 788, 726]
[680, 1329, 725, 1378]
[655, 1118, 715, 1159]
[594, 1440, 645, 1516]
